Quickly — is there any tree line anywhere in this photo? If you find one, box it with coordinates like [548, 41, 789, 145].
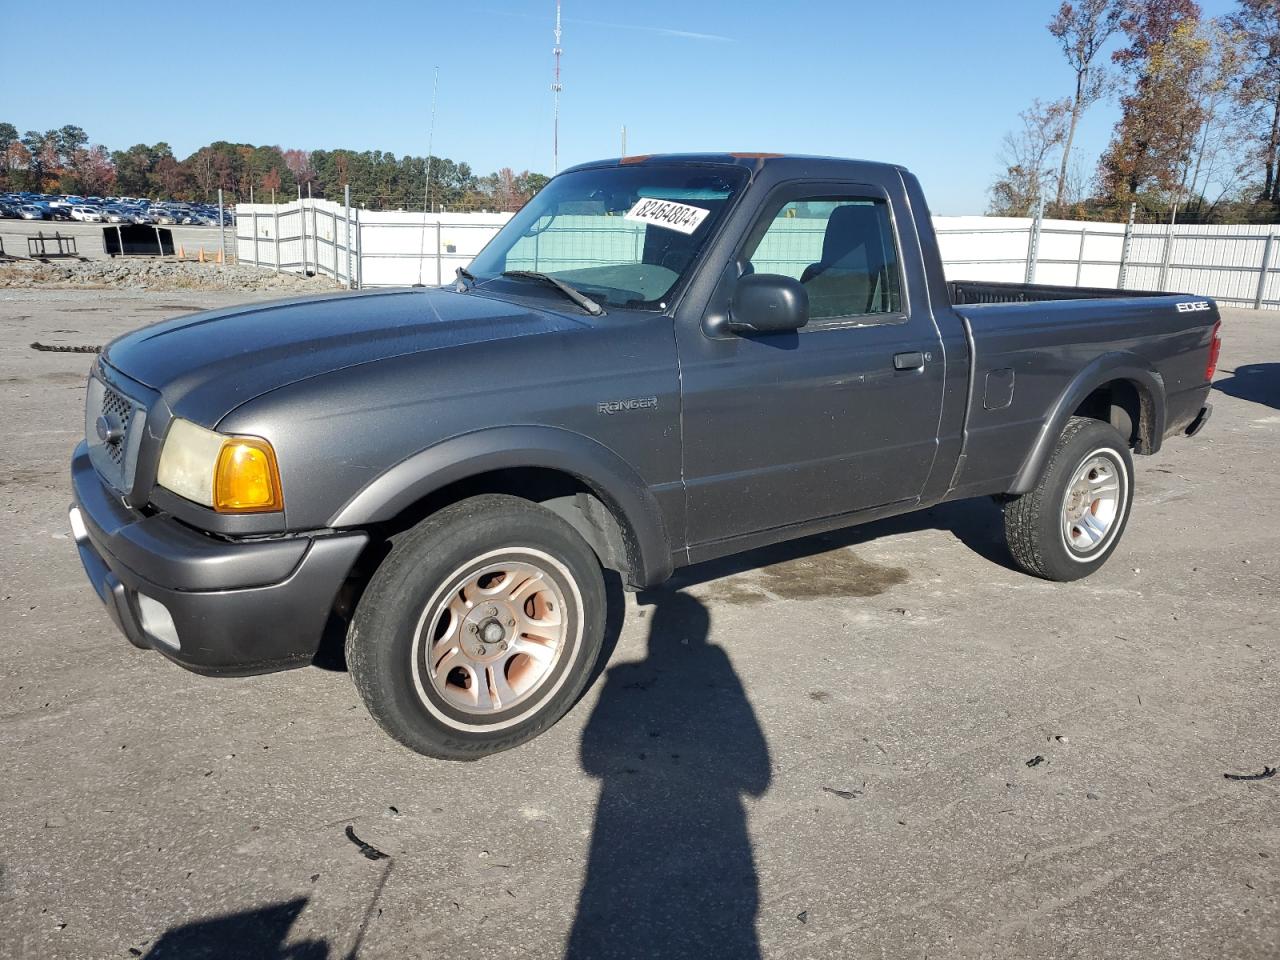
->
[992, 0, 1280, 223]
[0, 124, 549, 212]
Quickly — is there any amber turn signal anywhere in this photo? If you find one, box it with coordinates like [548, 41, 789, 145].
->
[214, 438, 283, 513]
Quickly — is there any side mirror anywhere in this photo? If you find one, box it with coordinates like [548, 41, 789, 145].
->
[728, 274, 809, 334]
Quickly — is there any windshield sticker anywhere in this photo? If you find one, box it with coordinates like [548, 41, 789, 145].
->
[624, 198, 710, 235]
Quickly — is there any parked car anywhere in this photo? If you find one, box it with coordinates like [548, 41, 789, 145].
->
[70, 205, 104, 223]
[151, 210, 179, 225]
[68, 154, 1220, 760]
[18, 204, 47, 220]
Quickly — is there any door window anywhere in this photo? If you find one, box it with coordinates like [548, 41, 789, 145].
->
[744, 197, 903, 322]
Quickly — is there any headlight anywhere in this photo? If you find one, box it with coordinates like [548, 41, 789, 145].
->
[157, 418, 283, 513]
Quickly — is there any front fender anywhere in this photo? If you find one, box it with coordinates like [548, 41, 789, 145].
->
[1010, 352, 1165, 495]
[327, 425, 674, 587]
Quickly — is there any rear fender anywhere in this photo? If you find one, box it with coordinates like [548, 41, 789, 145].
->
[1010, 353, 1165, 495]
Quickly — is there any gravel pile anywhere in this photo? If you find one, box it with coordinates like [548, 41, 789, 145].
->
[0, 258, 337, 292]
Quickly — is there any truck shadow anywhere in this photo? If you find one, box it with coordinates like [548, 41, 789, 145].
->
[667, 494, 1012, 591]
[313, 499, 1003, 672]
[1213, 363, 1280, 411]
[567, 590, 771, 960]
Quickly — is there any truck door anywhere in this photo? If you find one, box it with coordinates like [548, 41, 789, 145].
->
[676, 182, 947, 548]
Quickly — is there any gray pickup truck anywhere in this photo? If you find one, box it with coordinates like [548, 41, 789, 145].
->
[70, 154, 1220, 758]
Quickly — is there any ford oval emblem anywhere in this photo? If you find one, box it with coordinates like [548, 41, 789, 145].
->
[96, 414, 124, 444]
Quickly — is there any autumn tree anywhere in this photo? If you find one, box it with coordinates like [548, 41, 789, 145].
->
[988, 98, 1072, 216]
[64, 145, 116, 196]
[1098, 0, 1207, 209]
[1048, 1, 1123, 212]
[261, 166, 282, 199]
[21, 130, 63, 190]
[3, 118, 549, 211]
[152, 152, 191, 199]
[4, 140, 31, 191]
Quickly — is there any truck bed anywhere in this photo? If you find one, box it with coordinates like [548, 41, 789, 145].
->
[948, 280, 1166, 306]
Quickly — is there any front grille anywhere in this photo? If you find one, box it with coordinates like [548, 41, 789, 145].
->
[86, 372, 147, 494]
[100, 385, 134, 466]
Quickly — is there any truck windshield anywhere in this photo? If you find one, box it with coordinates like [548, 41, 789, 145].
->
[468, 164, 748, 310]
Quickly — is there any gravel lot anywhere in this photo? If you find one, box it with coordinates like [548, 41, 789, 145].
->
[0, 258, 335, 293]
[0, 219, 232, 264]
[0, 289, 1276, 960]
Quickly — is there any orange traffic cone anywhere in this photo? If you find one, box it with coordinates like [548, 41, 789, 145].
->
[198, 247, 205, 263]
[215, 249, 224, 265]
[177, 244, 185, 259]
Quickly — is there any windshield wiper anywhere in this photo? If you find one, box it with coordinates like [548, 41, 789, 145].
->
[501, 270, 604, 316]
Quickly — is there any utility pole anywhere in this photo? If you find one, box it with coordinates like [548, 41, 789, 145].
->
[418, 66, 440, 287]
[424, 66, 439, 215]
[552, 1, 563, 173]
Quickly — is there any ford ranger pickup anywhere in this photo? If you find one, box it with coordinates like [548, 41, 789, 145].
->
[69, 154, 1220, 758]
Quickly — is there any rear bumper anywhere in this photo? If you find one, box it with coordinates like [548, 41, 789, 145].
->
[70, 442, 367, 676]
[1164, 383, 1213, 440]
[1185, 402, 1212, 437]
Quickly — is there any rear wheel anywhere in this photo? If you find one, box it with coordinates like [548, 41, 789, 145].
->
[1003, 416, 1134, 582]
[346, 494, 606, 760]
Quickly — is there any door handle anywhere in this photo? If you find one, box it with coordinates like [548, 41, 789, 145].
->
[893, 351, 925, 371]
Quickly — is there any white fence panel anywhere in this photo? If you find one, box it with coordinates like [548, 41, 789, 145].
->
[237, 201, 510, 290]
[236, 201, 1280, 310]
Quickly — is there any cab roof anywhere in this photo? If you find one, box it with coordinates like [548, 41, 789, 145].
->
[560, 153, 907, 178]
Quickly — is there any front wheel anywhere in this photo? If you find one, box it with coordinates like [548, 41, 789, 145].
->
[346, 494, 606, 760]
[1003, 416, 1134, 582]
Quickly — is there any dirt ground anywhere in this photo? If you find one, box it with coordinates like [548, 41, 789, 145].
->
[0, 288, 1276, 960]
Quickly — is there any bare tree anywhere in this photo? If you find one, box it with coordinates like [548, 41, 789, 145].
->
[1179, 21, 1247, 218]
[988, 99, 1073, 216]
[282, 148, 314, 188]
[1048, 0, 1124, 211]
[1229, 0, 1280, 203]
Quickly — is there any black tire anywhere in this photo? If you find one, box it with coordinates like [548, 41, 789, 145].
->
[346, 494, 606, 760]
[1003, 416, 1134, 582]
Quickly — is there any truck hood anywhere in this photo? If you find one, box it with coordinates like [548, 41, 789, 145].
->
[103, 287, 590, 425]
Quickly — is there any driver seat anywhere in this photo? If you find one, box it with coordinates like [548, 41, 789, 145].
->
[800, 205, 889, 318]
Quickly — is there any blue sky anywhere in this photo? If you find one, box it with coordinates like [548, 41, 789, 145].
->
[1, 0, 1239, 214]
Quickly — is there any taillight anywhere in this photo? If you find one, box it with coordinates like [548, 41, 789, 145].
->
[1205, 319, 1222, 382]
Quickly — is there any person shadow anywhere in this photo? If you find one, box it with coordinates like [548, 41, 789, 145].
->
[141, 898, 329, 958]
[566, 590, 772, 960]
[1214, 362, 1280, 411]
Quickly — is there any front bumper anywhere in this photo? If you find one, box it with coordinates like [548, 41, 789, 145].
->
[70, 443, 368, 676]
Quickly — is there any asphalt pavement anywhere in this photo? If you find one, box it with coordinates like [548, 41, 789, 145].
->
[0, 290, 1276, 959]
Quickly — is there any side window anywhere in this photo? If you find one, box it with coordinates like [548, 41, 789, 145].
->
[744, 196, 903, 321]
